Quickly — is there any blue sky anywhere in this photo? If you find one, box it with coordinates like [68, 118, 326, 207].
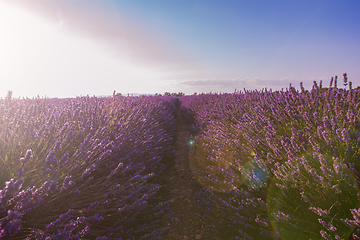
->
[0, 0, 359, 98]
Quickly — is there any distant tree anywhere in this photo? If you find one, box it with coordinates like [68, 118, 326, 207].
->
[164, 92, 185, 97]
[6, 90, 12, 99]
[5, 90, 13, 108]
[321, 87, 329, 93]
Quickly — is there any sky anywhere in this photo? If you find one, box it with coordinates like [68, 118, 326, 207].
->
[0, 0, 359, 98]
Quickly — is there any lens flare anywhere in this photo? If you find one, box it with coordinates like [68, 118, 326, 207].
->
[240, 157, 269, 189]
[188, 127, 243, 192]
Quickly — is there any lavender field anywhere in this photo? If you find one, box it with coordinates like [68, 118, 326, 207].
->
[0, 95, 177, 239]
[181, 75, 360, 240]
[1, 75, 360, 239]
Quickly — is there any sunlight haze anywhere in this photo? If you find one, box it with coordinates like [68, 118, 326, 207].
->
[0, 0, 359, 98]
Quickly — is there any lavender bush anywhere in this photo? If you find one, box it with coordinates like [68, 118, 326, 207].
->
[0, 95, 176, 239]
[181, 74, 359, 239]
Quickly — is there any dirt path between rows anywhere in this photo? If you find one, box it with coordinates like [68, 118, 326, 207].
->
[163, 102, 206, 239]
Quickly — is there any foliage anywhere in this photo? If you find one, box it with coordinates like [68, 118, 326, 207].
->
[163, 92, 185, 97]
[1, 73, 359, 239]
[0, 95, 177, 239]
[180, 74, 360, 239]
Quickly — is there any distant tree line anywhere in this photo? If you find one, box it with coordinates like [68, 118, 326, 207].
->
[162, 92, 185, 97]
[112, 91, 185, 97]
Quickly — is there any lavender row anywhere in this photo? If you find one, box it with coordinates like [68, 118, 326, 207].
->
[181, 75, 360, 239]
[0, 95, 177, 239]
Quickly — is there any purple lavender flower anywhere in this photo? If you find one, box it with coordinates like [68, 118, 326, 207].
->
[0, 210, 22, 238]
[0, 178, 24, 205]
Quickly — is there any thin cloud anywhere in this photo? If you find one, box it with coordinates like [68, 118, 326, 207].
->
[180, 79, 240, 87]
[246, 76, 330, 89]
[180, 76, 329, 92]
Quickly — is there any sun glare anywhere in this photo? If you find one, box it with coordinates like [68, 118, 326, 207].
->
[0, 3, 65, 96]
[0, 2, 169, 98]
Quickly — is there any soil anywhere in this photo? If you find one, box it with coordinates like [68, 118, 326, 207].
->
[163, 102, 206, 239]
